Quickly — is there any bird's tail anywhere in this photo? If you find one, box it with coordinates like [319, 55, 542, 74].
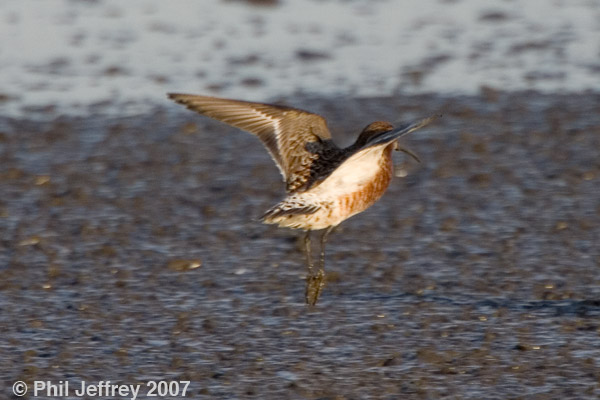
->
[261, 199, 320, 229]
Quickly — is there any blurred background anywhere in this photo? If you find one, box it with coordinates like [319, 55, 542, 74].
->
[1, 1, 599, 399]
[1, 0, 598, 117]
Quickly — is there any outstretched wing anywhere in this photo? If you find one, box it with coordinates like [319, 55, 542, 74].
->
[168, 93, 333, 192]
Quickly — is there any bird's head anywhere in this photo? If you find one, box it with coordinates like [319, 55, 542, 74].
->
[355, 121, 394, 148]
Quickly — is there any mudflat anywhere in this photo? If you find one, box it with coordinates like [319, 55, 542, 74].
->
[1, 92, 599, 399]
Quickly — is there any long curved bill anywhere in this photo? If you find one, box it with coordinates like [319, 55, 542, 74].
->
[365, 114, 441, 148]
[396, 146, 421, 163]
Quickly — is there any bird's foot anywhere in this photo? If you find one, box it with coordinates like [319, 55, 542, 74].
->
[305, 269, 326, 306]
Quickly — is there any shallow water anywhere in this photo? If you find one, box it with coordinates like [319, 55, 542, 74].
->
[1, 0, 599, 118]
[1, 92, 599, 399]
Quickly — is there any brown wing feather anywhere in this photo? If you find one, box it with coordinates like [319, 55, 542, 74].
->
[168, 93, 332, 192]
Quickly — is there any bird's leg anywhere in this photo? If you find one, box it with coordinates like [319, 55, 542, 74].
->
[305, 226, 334, 306]
[318, 225, 334, 271]
[304, 230, 314, 275]
[304, 229, 321, 306]
[305, 231, 318, 305]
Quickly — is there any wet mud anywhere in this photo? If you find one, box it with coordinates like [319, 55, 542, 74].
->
[1, 92, 599, 399]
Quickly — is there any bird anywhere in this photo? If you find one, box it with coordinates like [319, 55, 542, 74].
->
[168, 93, 438, 305]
